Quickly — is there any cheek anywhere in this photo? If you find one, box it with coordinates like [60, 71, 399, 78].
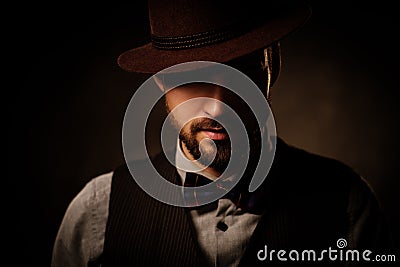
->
[165, 93, 181, 111]
[166, 92, 204, 120]
[171, 113, 197, 134]
[166, 95, 193, 131]
[181, 121, 193, 134]
[165, 87, 198, 106]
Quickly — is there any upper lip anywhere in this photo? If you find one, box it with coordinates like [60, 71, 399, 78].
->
[200, 127, 225, 132]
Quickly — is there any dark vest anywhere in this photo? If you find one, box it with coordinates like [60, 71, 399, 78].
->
[100, 139, 371, 266]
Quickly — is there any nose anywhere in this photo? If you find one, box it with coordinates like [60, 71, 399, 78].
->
[202, 86, 226, 118]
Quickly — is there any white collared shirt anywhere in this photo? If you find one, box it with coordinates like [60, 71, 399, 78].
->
[175, 139, 263, 267]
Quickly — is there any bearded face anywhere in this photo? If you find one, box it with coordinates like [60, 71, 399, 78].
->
[165, 90, 261, 175]
[177, 116, 231, 173]
[160, 50, 270, 175]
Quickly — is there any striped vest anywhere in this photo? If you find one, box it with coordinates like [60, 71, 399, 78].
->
[100, 139, 379, 266]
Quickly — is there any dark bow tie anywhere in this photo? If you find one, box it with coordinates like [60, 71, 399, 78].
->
[183, 172, 264, 212]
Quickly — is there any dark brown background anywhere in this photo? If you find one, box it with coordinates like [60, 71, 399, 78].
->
[13, 1, 399, 265]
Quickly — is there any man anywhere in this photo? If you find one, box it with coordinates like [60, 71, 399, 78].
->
[52, 1, 392, 266]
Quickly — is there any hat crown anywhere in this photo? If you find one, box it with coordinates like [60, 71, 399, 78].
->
[149, 0, 251, 38]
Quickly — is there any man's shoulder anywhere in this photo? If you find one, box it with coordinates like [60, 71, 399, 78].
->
[89, 171, 114, 192]
[278, 138, 372, 195]
[71, 171, 114, 210]
[113, 151, 178, 183]
[113, 153, 169, 172]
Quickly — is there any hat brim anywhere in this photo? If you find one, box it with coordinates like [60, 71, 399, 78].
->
[118, 3, 311, 73]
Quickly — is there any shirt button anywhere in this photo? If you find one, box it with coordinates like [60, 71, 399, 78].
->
[216, 221, 228, 232]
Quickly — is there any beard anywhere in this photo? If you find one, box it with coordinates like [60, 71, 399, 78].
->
[165, 99, 262, 175]
[179, 118, 231, 173]
[165, 101, 231, 173]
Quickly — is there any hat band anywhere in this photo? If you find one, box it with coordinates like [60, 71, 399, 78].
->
[151, 23, 249, 50]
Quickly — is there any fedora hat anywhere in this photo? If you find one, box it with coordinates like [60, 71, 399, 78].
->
[118, 0, 311, 73]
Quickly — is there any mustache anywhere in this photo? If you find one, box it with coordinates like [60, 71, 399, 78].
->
[190, 118, 225, 132]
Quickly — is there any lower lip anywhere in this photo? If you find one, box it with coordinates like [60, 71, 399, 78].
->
[201, 131, 228, 140]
